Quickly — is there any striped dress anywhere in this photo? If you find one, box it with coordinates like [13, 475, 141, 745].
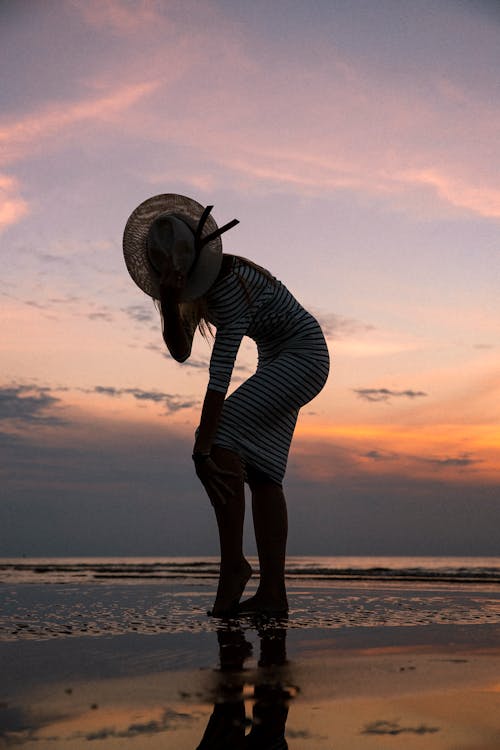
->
[206, 255, 330, 484]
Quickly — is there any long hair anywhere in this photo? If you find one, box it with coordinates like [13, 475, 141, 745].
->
[179, 297, 213, 341]
[153, 296, 212, 342]
[155, 255, 276, 342]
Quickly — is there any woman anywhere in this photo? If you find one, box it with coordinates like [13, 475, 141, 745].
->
[123, 194, 329, 617]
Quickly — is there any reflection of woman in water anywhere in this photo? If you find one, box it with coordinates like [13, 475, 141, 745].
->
[123, 194, 329, 617]
[196, 624, 292, 750]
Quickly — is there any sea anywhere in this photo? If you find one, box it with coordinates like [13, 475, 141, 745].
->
[1, 556, 499, 641]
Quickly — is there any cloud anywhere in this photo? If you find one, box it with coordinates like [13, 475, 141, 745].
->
[354, 388, 428, 403]
[141, 42, 500, 218]
[0, 174, 29, 230]
[362, 448, 482, 471]
[150, 107, 500, 218]
[0, 81, 160, 164]
[123, 304, 155, 324]
[399, 166, 500, 219]
[37, 253, 72, 266]
[224, 69, 500, 218]
[362, 450, 399, 462]
[24, 299, 48, 309]
[87, 311, 114, 322]
[293, 420, 500, 488]
[170, 356, 210, 369]
[417, 452, 482, 469]
[0, 385, 66, 426]
[91, 385, 197, 413]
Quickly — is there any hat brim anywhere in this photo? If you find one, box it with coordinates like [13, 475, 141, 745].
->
[123, 194, 223, 301]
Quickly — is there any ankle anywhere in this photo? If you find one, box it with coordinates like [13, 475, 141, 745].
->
[256, 578, 286, 595]
[220, 558, 252, 576]
[254, 585, 288, 605]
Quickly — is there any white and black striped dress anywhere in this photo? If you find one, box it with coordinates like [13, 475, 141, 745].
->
[206, 256, 330, 484]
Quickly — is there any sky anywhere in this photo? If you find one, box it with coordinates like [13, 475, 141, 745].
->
[1, 0, 499, 557]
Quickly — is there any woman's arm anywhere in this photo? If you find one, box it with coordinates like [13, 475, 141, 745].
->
[193, 387, 226, 453]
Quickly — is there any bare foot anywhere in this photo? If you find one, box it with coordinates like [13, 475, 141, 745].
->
[209, 559, 252, 617]
[237, 591, 288, 617]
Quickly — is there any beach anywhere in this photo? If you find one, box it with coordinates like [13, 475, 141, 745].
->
[1, 558, 500, 748]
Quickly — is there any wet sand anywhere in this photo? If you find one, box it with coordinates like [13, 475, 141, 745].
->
[1, 580, 500, 748]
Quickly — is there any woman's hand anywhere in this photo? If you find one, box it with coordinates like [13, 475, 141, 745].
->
[194, 456, 238, 507]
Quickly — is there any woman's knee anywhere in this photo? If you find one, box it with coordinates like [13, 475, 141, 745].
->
[248, 477, 284, 500]
[210, 446, 244, 475]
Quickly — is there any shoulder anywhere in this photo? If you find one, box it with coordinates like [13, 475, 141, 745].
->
[208, 255, 275, 305]
[230, 256, 277, 288]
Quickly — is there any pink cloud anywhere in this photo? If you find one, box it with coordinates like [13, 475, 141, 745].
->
[0, 174, 29, 230]
[397, 167, 500, 219]
[0, 81, 160, 164]
[123, 25, 500, 219]
[148, 105, 498, 221]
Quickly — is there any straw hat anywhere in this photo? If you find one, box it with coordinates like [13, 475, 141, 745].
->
[123, 193, 239, 301]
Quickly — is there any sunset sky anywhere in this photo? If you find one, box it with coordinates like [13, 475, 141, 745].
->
[1, 0, 499, 556]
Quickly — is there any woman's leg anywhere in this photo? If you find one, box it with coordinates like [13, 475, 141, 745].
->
[240, 479, 289, 614]
[206, 446, 252, 616]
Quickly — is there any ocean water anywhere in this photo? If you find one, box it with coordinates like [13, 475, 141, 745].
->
[1, 557, 499, 641]
[1, 555, 499, 585]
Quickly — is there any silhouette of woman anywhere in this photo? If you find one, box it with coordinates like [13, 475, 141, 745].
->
[123, 194, 329, 617]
